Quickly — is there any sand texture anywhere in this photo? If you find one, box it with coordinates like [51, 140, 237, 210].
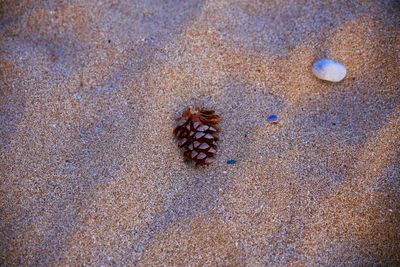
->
[1, 0, 400, 265]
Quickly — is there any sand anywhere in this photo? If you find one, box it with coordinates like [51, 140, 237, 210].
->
[1, 0, 399, 265]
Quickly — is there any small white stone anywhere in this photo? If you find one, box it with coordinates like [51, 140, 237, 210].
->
[312, 58, 347, 82]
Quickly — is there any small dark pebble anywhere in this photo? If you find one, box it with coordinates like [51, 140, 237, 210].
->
[227, 159, 237, 164]
[267, 114, 278, 122]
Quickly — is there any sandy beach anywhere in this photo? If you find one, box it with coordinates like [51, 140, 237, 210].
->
[1, 0, 399, 265]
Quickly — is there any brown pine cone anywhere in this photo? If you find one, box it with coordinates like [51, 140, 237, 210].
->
[174, 105, 220, 165]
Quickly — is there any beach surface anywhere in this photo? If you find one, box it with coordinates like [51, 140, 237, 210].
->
[1, 0, 399, 265]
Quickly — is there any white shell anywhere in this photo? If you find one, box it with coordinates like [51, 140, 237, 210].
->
[312, 58, 346, 82]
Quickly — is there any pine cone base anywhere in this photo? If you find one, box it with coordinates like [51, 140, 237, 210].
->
[174, 106, 220, 165]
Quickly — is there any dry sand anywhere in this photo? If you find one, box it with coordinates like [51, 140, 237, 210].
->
[1, 0, 399, 265]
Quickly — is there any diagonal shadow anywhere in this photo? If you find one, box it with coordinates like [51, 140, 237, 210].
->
[1, 0, 205, 265]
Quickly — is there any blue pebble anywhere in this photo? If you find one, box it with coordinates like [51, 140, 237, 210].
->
[227, 159, 237, 164]
[267, 114, 278, 122]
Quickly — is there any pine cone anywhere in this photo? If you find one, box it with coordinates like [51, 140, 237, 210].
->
[174, 105, 220, 165]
